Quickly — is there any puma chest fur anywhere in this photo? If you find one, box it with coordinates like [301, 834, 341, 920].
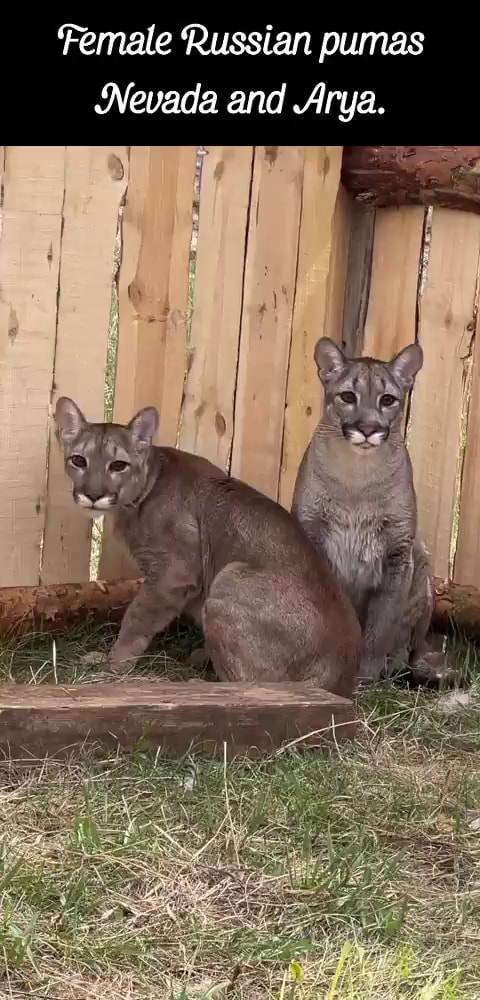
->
[322, 507, 386, 599]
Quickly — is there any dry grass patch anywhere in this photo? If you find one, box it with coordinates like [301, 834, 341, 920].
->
[0, 632, 480, 997]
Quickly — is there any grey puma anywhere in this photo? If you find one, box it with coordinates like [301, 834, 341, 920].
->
[54, 397, 361, 696]
[291, 338, 433, 683]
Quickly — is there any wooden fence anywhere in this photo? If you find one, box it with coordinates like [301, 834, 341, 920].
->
[0, 146, 479, 590]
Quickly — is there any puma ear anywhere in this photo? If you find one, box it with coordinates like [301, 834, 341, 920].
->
[389, 343, 423, 388]
[54, 397, 86, 447]
[128, 406, 159, 447]
[313, 338, 347, 383]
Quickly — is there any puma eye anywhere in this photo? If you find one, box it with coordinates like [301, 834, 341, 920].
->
[380, 394, 397, 407]
[109, 460, 129, 473]
[69, 454, 87, 469]
[339, 391, 356, 404]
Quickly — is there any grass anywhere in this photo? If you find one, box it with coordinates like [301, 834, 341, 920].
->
[1, 630, 480, 997]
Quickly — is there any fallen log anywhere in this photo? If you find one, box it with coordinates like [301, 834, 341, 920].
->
[0, 680, 356, 756]
[0, 576, 478, 641]
[431, 578, 480, 643]
[0, 579, 142, 636]
[341, 146, 480, 214]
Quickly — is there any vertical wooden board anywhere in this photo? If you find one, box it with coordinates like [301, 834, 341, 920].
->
[0, 146, 65, 586]
[454, 292, 480, 586]
[41, 147, 128, 584]
[278, 148, 343, 510]
[179, 146, 254, 469]
[0, 144, 4, 228]
[99, 146, 196, 580]
[408, 209, 480, 580]
[341, 203, 376, 357]
[230, 146, 304, 500]
[106, 145, 196, 437]
[362, 206, 425, 359]
[323, 184, 352, 346]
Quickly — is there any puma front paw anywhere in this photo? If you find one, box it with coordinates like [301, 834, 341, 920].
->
[358, 655, 386, 684]
[79, 649, 136, 677]
[79, 650, 109, 669]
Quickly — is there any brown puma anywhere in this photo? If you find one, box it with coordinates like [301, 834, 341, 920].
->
[54, 397, 361, 695]
[292, 338, 434, 684]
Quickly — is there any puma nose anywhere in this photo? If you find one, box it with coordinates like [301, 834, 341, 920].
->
[357, 422, 383, 438]
[84, 491, 104, 503]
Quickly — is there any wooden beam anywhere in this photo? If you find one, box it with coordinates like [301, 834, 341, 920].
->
[432, 578, 480, 644]
[342, 146, 480, 214]
[0, 681, 356, 756]
[0, 579, 141, 635]
[0, 576, 479, 642]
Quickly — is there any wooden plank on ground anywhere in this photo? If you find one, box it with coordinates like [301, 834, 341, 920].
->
[41, 147, 128, 585]
[408, 209, 480, 580]
[230, 146, 304, 500]
[279, 148, 343, 510]
[0, 146, 65, 586]
[362, 206, 425, 359]
[99, 146, 196, 581]
[179, 146, 253, 470]
[454, 273, 480, 587]
[0, 681, 356, 756]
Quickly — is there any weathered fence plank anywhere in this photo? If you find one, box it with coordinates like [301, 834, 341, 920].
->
[0, 146, 65, 586]
[105, 146, 196, 439]
[40, 147, 128, 585]
[279, 148, 343, 510]
[341, 203, 376, 357]
[179, 146, 254, 469]
[231, 146, 304, 500]
[454, 279, 480, 586]
[408, 209, 480, 579]
[99, 146, 196, 580]
[323, 184, 353, 346]
[362, 206, 425, 359]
